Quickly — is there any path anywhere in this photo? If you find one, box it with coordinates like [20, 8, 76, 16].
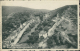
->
[11, 20, 35, 45]
[19, 23, 39, 43]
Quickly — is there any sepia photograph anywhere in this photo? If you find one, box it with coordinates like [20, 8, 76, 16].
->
[1, 1, 78, 49]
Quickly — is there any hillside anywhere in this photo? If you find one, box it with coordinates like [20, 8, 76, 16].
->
[47, 5, 77, 18]
[2, 6, 50, 16]
[2, 5, 78, 49]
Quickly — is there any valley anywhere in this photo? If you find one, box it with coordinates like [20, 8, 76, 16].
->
[2, 5, 78, 49]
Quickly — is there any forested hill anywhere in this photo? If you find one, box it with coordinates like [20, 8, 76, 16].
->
[2, 5, 78, 49]
[47, 5, 77, 18]
[2, 6, 50, 41]
[2, 6, 50, 16]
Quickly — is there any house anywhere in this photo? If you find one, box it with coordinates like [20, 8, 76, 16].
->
[52, 13, 61, 22]
[20, 24, 23, 30]
[52, 17, 57, 22]
[43, 14, 50, 21]
[39, 30, 48, 39]
[23, 22, 27, 26]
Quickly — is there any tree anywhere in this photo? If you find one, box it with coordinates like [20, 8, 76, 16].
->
[47, 38, 54, 48]
[29, 23, 35, 28]
[39, 36, 44, 42]
[27, 31, 39, 44]
[43, 26, 49, 32]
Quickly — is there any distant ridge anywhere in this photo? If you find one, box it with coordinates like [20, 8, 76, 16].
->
[2, 6, 50, 16]
[48, 5, 77, 17]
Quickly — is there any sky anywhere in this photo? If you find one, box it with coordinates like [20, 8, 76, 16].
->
[1, 0, 78, 10]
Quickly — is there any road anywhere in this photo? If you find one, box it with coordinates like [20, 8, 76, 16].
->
[19, 23, 39, 43]
[11, 20, 35, 45]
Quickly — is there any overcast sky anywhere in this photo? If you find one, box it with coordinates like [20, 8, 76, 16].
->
[1, 1, 78, 10]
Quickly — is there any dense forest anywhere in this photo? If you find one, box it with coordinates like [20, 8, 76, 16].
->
[2, 5, 78, 49]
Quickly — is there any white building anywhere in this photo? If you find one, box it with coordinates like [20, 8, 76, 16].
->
[39, 30, 48, 39]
